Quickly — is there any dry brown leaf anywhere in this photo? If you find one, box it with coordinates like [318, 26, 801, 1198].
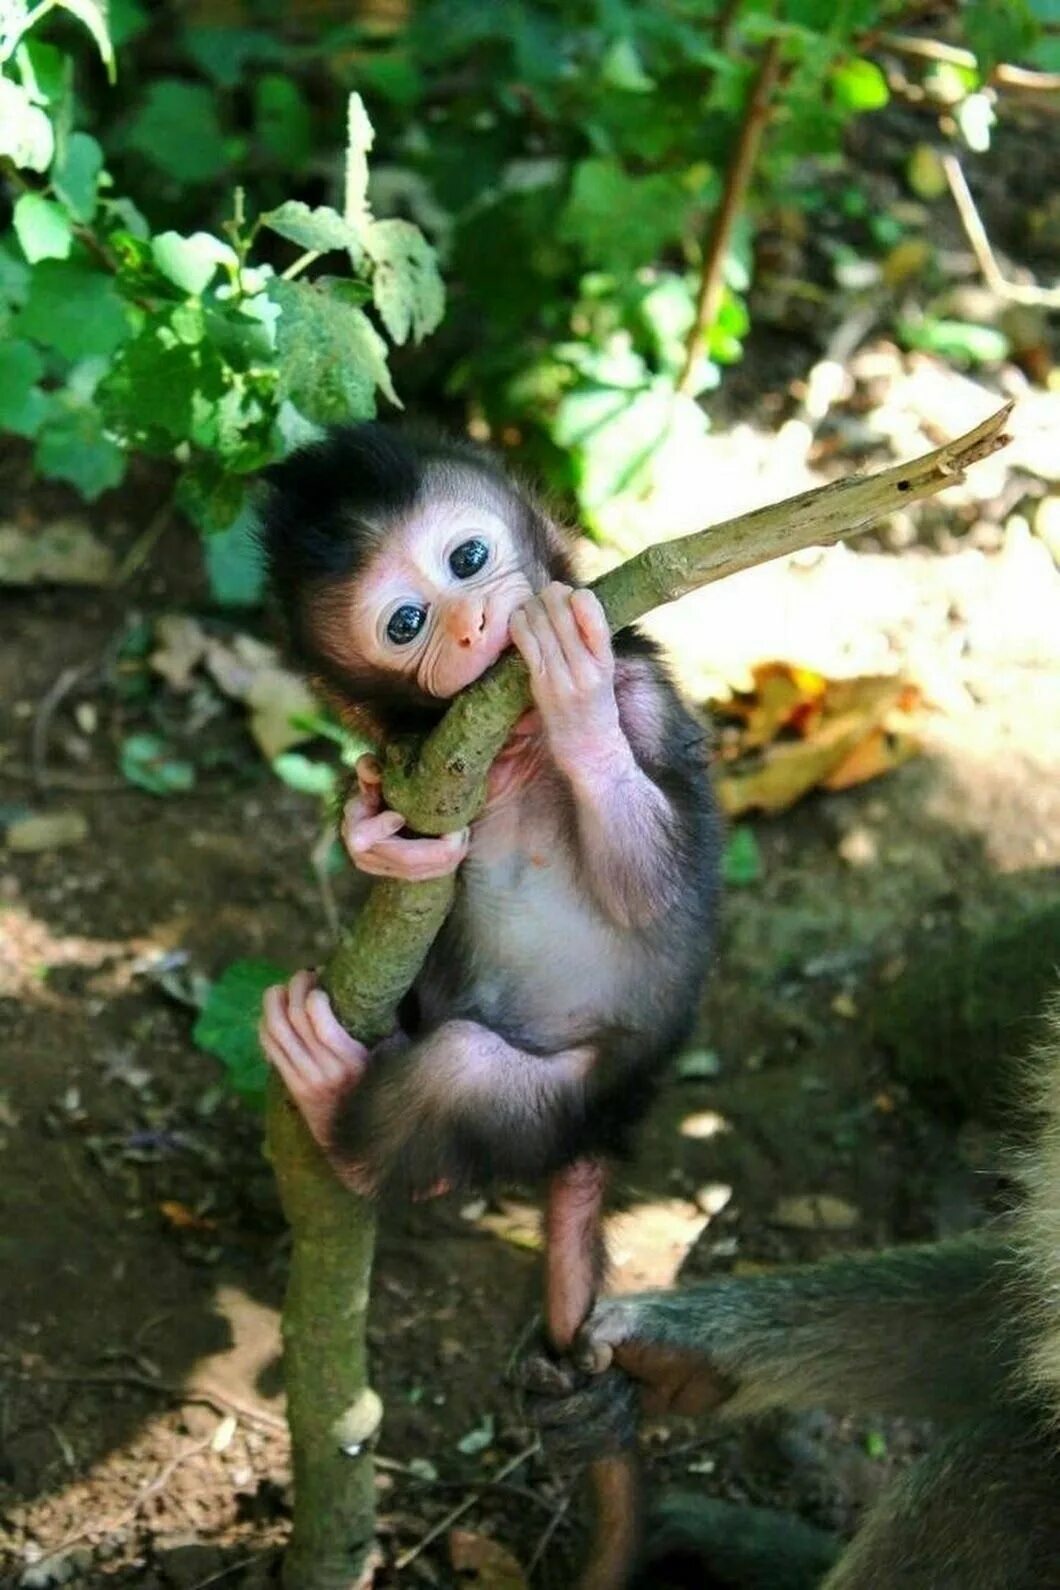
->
[5, 812, 89, 852]
[0, 521, 114, 586]
[149, 615, 210, 691]
[159, 1200, 217, 1232]
[449, 1529, 527, 1590]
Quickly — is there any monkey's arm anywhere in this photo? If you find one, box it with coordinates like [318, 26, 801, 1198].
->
[512, 585, 699, 928]
[524, 1236, 1021, 1447]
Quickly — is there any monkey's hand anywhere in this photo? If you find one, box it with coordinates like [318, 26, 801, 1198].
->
[509, 584, 623, 781]
[260, 970, 371, 1164]
[571, 1294, 738, 1418]
[342, 753, 470, 881]
[514, 1348, 640, 1462]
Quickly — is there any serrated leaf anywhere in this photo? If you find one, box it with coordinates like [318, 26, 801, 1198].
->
[34, 407, 126, 499]
[51, 131, 103, 223]
[344, 91, 375, 230]
[271, 278, 399, 422]
[263, 200, 364, 259]
[15, 260, 130, 361]
[119, 733, 196, 795]
[365, 219, 445, 345]
[0, 77, 54, 172]
[0, 341, 48, 437]
[54, 0, 115, 79]
[13, 194, 73, 263]
[193, 958, 286, 1107]
[125, 80, 229, 184]
[151, 230, 238, 295]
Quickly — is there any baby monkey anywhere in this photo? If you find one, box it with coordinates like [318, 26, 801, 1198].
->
[258, 424, 719, 1347]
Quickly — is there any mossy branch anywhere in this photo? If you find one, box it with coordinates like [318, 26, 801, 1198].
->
[269, 402, 1012, 1590]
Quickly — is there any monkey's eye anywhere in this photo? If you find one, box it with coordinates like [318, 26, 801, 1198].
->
[448, 538, 489, 580]
[386, 604, 427, 646]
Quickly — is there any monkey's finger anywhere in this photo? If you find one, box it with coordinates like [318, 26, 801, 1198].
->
[541, 582, 595, 676]
[260, 986, 325, 1084]
[362, 829, 470, 881]
[521, 597, 574, 690]
[570, 588, 613, 664]
[509, 608, 542, 675]
[344, 808, 406, 860]
[286, 974, 358, 1086]
[354, 754, 383, 799]
[305, 989, 369, 1083]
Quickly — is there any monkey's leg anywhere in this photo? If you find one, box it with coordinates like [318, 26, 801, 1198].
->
[545, 1158, 608, 1351]
[577, 1235, 1020, 1426]
[824, 1411, 1060, 1590]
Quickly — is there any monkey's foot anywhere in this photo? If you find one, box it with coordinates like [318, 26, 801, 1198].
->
[259, 969, 369, 1151]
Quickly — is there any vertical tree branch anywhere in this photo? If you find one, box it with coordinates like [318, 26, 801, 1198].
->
[677, 36, 783, 394]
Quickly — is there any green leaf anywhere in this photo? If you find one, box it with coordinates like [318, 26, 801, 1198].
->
[204, 506, 267, 607]
[722, 826, 762, 887]
[830, 58, 889, 112]
[344, 91, 375, 229]
[12, 194, 73, 264]
[192, 958, 286, 1108]
[0, 341, 48, 437]
[271, 278, 399, 422]
[262, 200, 364, 259]
[899, 317, 1009, 365]
[15, 259, 130, 360]
[560, 158, 688, 272]
[125, 80, 230, 184]
[254, 74, 312, 164]
[365, 219, 445, 345]
[0, 242, 31, 307]
[54, 0, 115, 80]
[600, 36, 655, 92]
[0, 77, 54, 172]
[151, 230, 238, 295]
[34, 406, 126, 499]
[272, 753, 338, 797]
[51, 132, 103, 223]
[119, 733, 196, 795]
[182, 24, 283, 86]
[964, 0, 1036, 73]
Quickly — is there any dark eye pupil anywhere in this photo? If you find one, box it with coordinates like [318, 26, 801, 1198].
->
[449, 538, 488, 579]
[386, 604, 426, 645]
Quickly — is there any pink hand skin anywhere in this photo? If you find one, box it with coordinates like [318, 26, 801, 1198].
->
[341, 754, 470, 882]
[509, 583, 676, 929]
[260, 760, 468, 1194]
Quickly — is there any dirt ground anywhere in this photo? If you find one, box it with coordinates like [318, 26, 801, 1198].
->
[3, 126, 1060, 1590]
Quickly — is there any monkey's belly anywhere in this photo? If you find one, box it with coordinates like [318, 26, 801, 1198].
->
[424, 858, 636, 1050]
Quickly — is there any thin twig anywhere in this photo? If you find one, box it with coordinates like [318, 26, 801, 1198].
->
[878, 31, 1060, 92]
[941, 152, 1060, 308]
[30, 662, 97, 792]
[111, 504, 173, 586]
[4, 1364, 286, 1433]
[526, 1490, 574, 1578]
[678, 37, 783, 394]
[189, 1548, 281, 1590]
[393, 1439, 540, 1571]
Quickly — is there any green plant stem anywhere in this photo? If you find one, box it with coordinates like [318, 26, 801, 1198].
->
[269, 403, 1012, 1589]
[677, 35, 783, 395]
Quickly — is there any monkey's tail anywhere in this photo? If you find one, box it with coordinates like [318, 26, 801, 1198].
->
[1015, 994, 1060, 1421]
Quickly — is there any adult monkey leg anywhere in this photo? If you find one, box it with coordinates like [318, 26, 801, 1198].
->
[545, 1160, 642, 1590]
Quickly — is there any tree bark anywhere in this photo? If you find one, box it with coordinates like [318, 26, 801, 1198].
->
[268, 403, 1012, 1588]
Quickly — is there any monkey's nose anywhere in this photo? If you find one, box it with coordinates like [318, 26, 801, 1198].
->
[447, 597, 488, 648]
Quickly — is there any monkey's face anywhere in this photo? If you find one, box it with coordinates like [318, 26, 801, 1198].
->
[344, 500, 536, 699]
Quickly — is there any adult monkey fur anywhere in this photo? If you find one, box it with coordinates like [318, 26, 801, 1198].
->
[520, 998, 1060, 1590]
[257, 422, 720, 1358]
